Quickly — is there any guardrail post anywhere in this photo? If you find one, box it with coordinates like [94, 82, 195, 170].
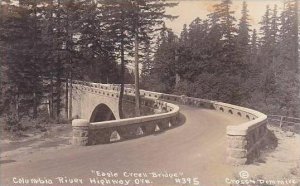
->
[279, 116, 284, 128]
[72, 119, 90, 146]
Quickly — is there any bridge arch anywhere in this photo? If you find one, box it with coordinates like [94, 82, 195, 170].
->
[90, 104, 116, 122]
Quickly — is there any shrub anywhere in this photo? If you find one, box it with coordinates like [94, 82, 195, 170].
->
[4, 113, 22, 132]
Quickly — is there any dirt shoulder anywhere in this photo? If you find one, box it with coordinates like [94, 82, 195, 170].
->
[234, 125, 300, 185]
[0, 121, 72, 163]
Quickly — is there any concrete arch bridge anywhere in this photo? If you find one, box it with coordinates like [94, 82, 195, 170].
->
[71, 80, 269, 166]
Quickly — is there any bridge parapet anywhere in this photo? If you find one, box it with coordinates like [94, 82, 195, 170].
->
[72, 82, 180, 146]
[133, 91, 269, 165]
[71, 81, 269, 165]
[160, 94, 268, 165]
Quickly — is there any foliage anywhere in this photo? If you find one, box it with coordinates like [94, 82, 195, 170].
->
[0, 0, 298, 125]
[144, 0, 299, 117]
[4, 113, 21, 132]
[0, 0, 131, 121]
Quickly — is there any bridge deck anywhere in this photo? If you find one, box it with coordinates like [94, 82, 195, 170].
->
[1, 105, 246, 186]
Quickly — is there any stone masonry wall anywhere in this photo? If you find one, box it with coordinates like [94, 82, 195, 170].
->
[226, 120, 269, 165]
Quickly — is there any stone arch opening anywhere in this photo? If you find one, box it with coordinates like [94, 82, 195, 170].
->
[90, 104, 116, 122]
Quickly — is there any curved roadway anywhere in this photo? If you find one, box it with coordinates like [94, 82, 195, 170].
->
[1, 105, 246, 186]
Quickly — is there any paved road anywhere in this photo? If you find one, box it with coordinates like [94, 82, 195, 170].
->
[1, 105, 246, 186]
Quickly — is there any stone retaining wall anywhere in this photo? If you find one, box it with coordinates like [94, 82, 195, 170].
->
[215, 103, 268, 165]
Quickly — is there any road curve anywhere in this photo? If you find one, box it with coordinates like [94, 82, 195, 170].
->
[1, 105, 246, 186]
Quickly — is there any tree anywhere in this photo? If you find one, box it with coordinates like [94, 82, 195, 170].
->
[127, 0, 177, 116]
[250, 29, 258, 59]
[237, 1, 251, 65]
[259, 5, 272, 50]
[177, 18, 210, 82]
[208, 0, 236, 44]
[0, 0, 46, 119]
[0, 1, 11, 115]
[279, 0, 298, 72]
[254, 5, 281, 111]
[148, 28, 178, 93]
[276, 0, 299, 116]
[147, 0, 299, 117]
[208, 0, 245, 104]
[180, 24, 188, 44]
[0, 0, 123, 123]
[235, 1, 252, 102]
[140, 40, 153, 86]
[99, 0, 134, 119]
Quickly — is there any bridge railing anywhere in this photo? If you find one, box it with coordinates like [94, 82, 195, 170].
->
[71, 82, 180, 146]
[133, 90, 268, 165]
[153, 93, 268, 165]
[103, 85, 269, 165]
[71, 81, 269, 165]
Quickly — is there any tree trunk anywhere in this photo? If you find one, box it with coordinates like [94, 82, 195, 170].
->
[118, 39, 125, 119]
[33, 92, 37, 119]
[16, 91, 19, 120]
[50, 74, 54, 118]
[134, 32, 140, 116]
[32, 1, 38, 119]
[56, 59, 62, 119]
[56, 0, 62, 119]
[65, 75, 69, 119]
[68, 71, 72, 120]
[49, 0, 54, 119]
[65, 1, 71, 120]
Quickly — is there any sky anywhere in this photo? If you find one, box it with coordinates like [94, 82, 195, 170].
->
[165, 0, 284, 35]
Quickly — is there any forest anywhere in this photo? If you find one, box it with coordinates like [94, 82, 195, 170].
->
[0, 0, 299, 132]
[142, 0, 299, 118]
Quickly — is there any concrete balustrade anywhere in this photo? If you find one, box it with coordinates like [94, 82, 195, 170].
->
[73, 113, 180, 145]
[162, 94, 268, 165]
[71, 81, 269, 165]
[72, 82, 180, 146]
[135, 90, 268, 165]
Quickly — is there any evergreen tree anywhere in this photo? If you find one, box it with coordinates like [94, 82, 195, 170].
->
[177, 18, 210, 82]
[0, 0, 123, 122]
[279, 0, 298, 71]
[208, 0, 243, 104]
[140, 40, 153, 86]
[276, 0, 299, 116]
[237, 1, 251, 61]
[259, 5, 272, 49]
[270, 5, 279, 47]
[208, 0, 236, 44]
[180, 24, 188, 44]
[99, 0, 134, 119]
[250, 29, 258, 58]
[0, 0, 46, 119]
[126, 0, 177, 116]
[149, 28, 178, 93]
[256, 5, 276, 110]
[235, 1, 252, 102]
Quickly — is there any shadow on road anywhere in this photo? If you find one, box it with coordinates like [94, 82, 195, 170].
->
[0, 160, 16, 165]
[154, 112, 186, 136]
[109, 112, 187, 144]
